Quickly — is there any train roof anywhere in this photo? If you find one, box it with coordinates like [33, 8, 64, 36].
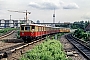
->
[38, 24, 45, 27]
[21, 23, 45, 27]
[45, 26, 52, 28]
[21, 23, 37, 25]
[21, 24, 70, 29]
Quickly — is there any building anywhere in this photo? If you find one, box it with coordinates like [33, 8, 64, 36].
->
[0, 19, 34, 28]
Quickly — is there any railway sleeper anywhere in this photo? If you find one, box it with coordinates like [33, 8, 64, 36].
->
[10, 49, 16, 52]
[84, 52, 90, 54]
[33, 41, 37, 43]
[86, 54, 90, 57]
[0, 37, 44, 59]
[66, 51, 74, 56]
[66, 34, 90, 60]
[79, 47, 85, 50]
[15, 46, 24, 50]
[82, 49, 89, 52]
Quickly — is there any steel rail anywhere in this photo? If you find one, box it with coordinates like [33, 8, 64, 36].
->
[65, 34, 90, 60]
[0, 38, 45, 59]
[0, 30, 15, 39]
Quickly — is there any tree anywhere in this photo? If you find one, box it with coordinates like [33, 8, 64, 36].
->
[74, 29, 84, 39]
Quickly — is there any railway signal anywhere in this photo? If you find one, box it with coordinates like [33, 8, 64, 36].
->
[8, 10, 31, 23]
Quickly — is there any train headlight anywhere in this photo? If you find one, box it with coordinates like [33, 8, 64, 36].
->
[22, 32, 24, 35]
[31, 32, 34, 35]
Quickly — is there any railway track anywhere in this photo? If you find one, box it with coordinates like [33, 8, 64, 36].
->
[0, 38, 45, 59]
[0, 30, 23, 53]
[65, 34, 90, 60]
[0, 30, 16, 39]
[0, 30, 16, 40]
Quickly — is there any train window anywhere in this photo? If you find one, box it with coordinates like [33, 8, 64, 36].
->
[38, 27, 40, 31]
[25, 26, 30, 31]
[38, 27, 41, 31]
[21, 25, 24, 30]
[31, 26, 35, 29]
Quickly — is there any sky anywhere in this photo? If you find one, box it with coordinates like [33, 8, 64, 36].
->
[0, 0, 90, 23]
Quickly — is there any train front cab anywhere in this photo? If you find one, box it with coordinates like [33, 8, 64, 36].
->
[20, 24, 31, 42]
[20, 24, 37, 42]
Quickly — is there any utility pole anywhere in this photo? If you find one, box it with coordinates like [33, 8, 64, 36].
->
[10, 15, 11, 20]
[9, 15, 12, 28]
[26, 10, 27, 23]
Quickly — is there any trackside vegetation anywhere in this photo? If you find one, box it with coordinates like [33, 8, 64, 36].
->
[73, 29, 90, 41]
[16, 30, 20, 39]
[20, 39, 70, 60]
[0, 28, 16, 35]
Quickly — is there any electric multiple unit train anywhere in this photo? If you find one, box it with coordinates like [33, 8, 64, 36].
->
[20, 24, 70, 42]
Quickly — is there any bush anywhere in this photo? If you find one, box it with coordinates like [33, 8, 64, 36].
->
[73, 29, 90, 41]
[0, 28, 17, 34]
[16, 30, 20, 39]
[20, 40, 71, 60]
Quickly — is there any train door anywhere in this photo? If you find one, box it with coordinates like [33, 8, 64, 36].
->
[46, 27, 47, 34]
[44, 26, 46, 35]
[40, 26, 42, 36]
[31, 25, 35, 37]
[35, 26, 38, 37]
[41, 26, 44, 36]
[38, 26, 39, 36]
[43, 27, 44, 35]
[38, 26, 41, 36]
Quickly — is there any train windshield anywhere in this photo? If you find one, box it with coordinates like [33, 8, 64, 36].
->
[31, 25, 35, 29]
[25, 26, 30, 31]
[21, 25, 24, 30]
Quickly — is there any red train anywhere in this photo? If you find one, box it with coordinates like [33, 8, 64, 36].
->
[20, 24, 70, 42]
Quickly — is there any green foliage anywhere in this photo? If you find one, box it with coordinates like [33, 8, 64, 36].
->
[68, 57, 72, 60]
[20, 40, 70, 60]
[71, 21, 90, 29]
[0, 28, 16, 34]
[56, 24, 69, 28]
[16, 30, 20, 39]
[51, 33, 64, 40]
[74, 29, 90, 41]
[74, 29, 84, 39]
[55, 20, 90, 29]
